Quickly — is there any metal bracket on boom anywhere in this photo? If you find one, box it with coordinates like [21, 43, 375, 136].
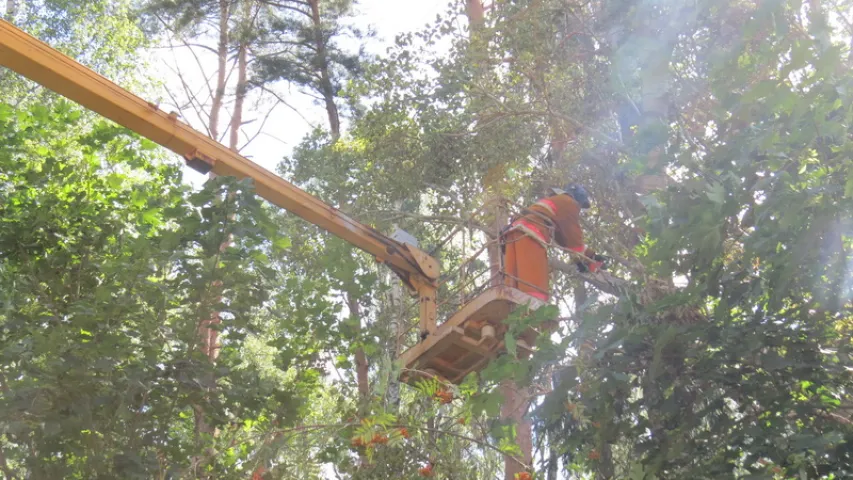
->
[184, 149, 217, 174]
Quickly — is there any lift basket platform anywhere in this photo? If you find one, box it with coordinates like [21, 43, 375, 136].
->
[399, 286, 546, 385]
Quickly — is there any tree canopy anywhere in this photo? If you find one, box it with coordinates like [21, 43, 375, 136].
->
[1, 0, 852, 479]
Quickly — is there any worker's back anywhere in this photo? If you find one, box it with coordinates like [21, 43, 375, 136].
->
[528, 193, 585, 252]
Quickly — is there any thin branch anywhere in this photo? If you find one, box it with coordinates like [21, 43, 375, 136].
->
[261, 1, 310, 16]
[161, 61, 214, 135]
[165, 58, 212, 112]
[239, 100, 279, 151]
[823, 410, 853, 426]
[164, 87, 213, 137]
[251, 45, 309, 59]
[258, 85, 319, 129]
[258, 0, 310, 9]
[178, 38, 218, 102]
[152, 11, 226, 57]
[258, 131, 291, 147]
[179, 42, 221, 55]
[470, 82, 625, 148]
[368, 211, 491, 234]
[413, 426, 530, 471]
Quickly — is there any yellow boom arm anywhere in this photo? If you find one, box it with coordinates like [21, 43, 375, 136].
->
[0, 20, 438, 333]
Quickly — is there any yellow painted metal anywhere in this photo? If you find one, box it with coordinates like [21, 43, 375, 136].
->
[0, 20, 439, 294]
[400, 286, 544, 385]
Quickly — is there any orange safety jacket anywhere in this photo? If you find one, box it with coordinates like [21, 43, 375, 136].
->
[507, 193, 588, 254]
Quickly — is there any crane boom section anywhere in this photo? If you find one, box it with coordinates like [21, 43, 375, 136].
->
[0, 20, 439, 289]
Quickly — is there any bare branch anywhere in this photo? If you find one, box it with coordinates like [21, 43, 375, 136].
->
[178, 40, 218, 103]
[413, 425, 531, 472]
[258, 85, 319, 129]
[258, 131, 292, 147]
[179, 42, 221, 55]
[239, 101, 281, 151]
[258, 0, 311, 15]
[160, 59, 215, 136]
[165, 86, 213, 137]
[367, 210, 492, 234]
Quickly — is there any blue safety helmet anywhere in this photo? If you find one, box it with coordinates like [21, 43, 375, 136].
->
[557, 183, 591, 209]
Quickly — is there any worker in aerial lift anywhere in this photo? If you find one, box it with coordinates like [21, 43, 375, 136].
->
[501, 184, 606, 301]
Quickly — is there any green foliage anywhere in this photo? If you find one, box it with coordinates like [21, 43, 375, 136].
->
[250, 0, 364, 104]
[536, 1, 853, 478]
[283, 0, 853, 478]
[1, 0, 148, 101]
[0, 101, 316, 478]
[143, 0, 364, 137]
[5, 0, 853, 478]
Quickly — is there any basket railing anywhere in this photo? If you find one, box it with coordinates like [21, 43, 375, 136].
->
[397, 197, 570, 353]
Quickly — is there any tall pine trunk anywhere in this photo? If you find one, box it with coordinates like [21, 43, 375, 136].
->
[209, 0, 229, 141]
[230, 41, 248, 150]
[308, 0, 340, 139]
[347, 293, 370, 410]
[466, 0, 485, 29]
[465, 3, 534, 477]
[195, 0, 232, 450]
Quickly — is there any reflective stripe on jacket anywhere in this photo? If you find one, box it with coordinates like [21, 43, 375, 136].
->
[507, 218, 551, 246]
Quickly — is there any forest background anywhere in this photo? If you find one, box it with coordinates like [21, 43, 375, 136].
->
[1, 0, 852, 479]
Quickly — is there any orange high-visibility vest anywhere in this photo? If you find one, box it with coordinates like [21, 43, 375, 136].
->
[510, 193, 587, 253]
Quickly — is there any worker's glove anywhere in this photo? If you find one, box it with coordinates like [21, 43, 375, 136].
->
[575, 254, 608, 274]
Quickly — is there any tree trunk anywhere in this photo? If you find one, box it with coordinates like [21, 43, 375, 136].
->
[574, 281, 587, 312]
[386, 200, 406, 412]
[355, 342, 369, 403]
[347, 293, 370, 409]
[308, 0, 341, 140]
[196, 244, 228, 367]
[230, 41, 248, 150]
[490, 193, 533, 480]
[466, 0, 485, 30]
[385, 278, 405, 412]
[546, 447, 558, 480]
[351, 294, 370, 465]
[200, 0, 238, 365]
[483, 165, 532, 480]
[572, 282, 616, 480]
[4, 0, 16, 22]
[465, 4, 532, 477]
[596, 443, 615, 480]
[195, 0, 231, 441]
[209, 0, 230, 142]
[546, 366, 561, 480]
[485, 164, 507, 286]
[501, 381, 533, 480]
[637, 7, 678, 171]
[638, 50, 672, 171]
